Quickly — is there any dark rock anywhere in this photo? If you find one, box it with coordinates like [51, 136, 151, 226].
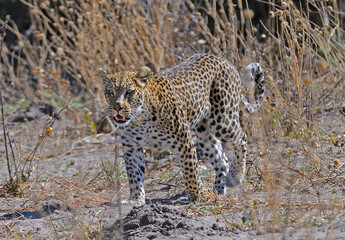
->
[162, 219, 174, 229]
[140, 215, 151, 226]
[339, 107, 345, 116]
[8, 102, 59, 123]
[176, 221, 186, 228]
[123, 219, 140, 231]
[212, 223, 219, 230]
[160, 230, 171, 236]
[162, 206, 169, 213]
[148, 234, 158, 239]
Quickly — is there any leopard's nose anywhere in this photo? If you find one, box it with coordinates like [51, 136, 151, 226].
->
[114, 106, 121, 111]
[114, 104, 122, 112]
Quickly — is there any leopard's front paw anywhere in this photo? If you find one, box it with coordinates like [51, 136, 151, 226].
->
[200, 188, 225, 202]
[121, 198, 145, 206]
[187, 187, 215, 202]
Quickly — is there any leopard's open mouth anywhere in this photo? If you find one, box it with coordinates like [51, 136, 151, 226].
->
[113, 115, 129, 125]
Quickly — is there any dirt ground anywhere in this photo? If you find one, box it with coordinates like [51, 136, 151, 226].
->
[0, 102, 344, 240]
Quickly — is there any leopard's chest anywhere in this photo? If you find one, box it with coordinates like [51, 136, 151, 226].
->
[120, 110, 179, 153]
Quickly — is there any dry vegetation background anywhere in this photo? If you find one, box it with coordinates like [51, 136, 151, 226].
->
[0, 0, 344, 239]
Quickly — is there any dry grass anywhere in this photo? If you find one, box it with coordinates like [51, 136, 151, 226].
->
[0, 0, 344, 238]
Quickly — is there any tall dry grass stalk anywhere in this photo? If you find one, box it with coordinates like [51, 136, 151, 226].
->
[0, 1, 197, 106]
[242, 0, 345, 232]
[0, 0, 260, 106]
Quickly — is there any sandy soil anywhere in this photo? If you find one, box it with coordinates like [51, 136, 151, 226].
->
[0, 103, 344, 239]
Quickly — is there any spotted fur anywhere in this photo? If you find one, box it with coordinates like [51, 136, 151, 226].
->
[100, 54, 265, 205]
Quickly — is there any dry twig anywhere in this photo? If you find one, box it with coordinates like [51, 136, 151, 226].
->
[0, 17, 16, 186]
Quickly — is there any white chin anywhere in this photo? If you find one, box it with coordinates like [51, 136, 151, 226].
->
[113, 119, 130, 127]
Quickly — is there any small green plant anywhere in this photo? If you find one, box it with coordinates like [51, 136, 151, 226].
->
[60, 226, 73, 232]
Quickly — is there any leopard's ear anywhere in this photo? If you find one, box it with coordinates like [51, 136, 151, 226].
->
[136, 66, 152, 88]
[99, 68, 109, 86]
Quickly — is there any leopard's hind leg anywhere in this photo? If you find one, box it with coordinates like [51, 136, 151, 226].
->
[207, 68, 247, 189]
[194, 120, 230, 195]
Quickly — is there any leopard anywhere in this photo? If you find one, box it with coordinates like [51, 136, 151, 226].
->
[100, 53, 265, 205]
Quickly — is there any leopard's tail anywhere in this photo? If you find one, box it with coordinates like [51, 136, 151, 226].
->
[241, 63, 266, 114]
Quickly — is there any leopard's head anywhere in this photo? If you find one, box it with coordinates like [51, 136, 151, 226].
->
[100, 67, 152, 126]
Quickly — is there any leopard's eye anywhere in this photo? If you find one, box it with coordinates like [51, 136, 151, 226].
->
[125, 89, 134, 97]
[106, 90, 114, 95]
